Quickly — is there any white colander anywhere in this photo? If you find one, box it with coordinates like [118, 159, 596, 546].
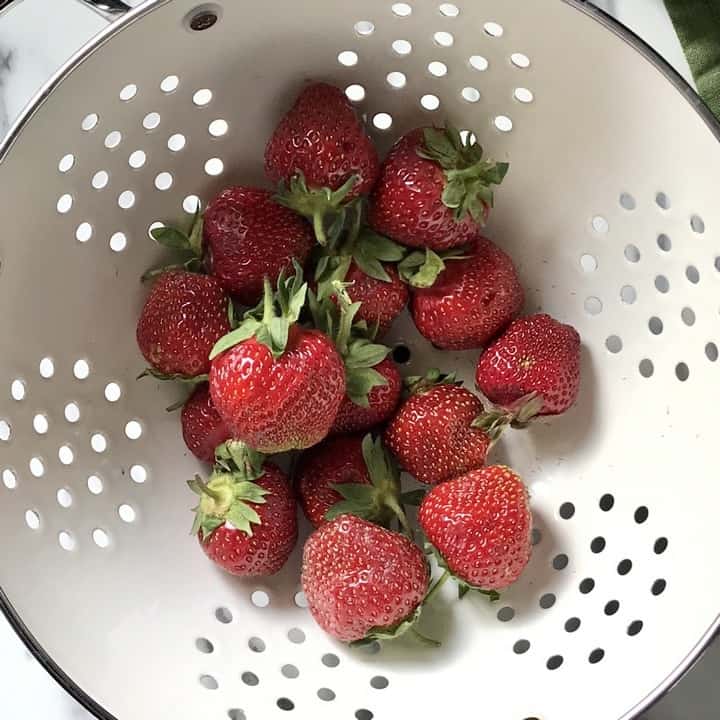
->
[0, 1, 718, 719]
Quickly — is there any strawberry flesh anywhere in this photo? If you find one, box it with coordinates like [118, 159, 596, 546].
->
[301, 515, 429, 642]
[136, 270, 231, 377]
[411, 236, 523, 350]
[296, 435, 370, 527]
[419, 466, 532, 590]
[385, 384, 490, 485]
[203, 187, 313, 305]
[210, 326, 345, 453]
[369, 127, 490, 251]
[181, 384, 231, 463]
[331, 357, 401, 435]
[476, 313, 581, 415]
[265, 82, 379, 197]
[200, 464, 297, 576]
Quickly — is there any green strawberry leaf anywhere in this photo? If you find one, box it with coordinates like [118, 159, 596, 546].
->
[353, 245, 391, 282]
[344, 339, 390, 369]
[351, 605, 438, 647]
[346, 367, 387, 406]
[188, 205, 204, 257]
[330, 482, 377, 504]
[325, 500, 376, 522]
[356, 229, 406, 262]
[316, 255, 352, 300]
[209, 320, 260, 360]
[137, 368, 209, 385]
[226, 503, 262, 536]
[151, 226, 192, 251]
[398, 249, 447, 288]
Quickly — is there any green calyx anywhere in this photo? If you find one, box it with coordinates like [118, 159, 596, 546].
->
[189, 441, 269, 542]
[351, 604, 439, 647]
[143, 203, 205, 280]
[325, 434, 412, 537]
[315, 227, 406, 300]
[275, 172, 360, 247]
[417, 126, 509, 223]
[398, 246, 469, 288]
[471, 391, 545, 442]
[309, 282, 390, 407]
[424, 544, 501, 603]
[210, 262, 307, 360]
[137, 368, 209, 385]
[404, 367, 461, 397]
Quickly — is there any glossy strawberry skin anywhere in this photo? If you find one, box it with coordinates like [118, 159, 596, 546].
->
[476, 314, 581, 415]
[384, 385, 490, 485]
[265, 82, 379, 197]
[210, 326, 345, 453]
[136, 271, 231, 377]
[343, 262, 409, 336]
[411, 236, 523, 350]
[296, 435, 370, 527]
[181, 385, 231, 463]
[331, 358, 402, 435]
[368, 128, 489, 251]
[203, 187, 314, 306]
[301, 515, 429, 642]
[201, 464, 297, 576]
[419, 466, 532, 590]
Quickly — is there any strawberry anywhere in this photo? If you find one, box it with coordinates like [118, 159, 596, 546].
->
[410, 236, 523, 350]
[316, 228, 409, 336]
[296, 434, 409, 531]
[209, 266, 345, 453]
[475, 313, 581, 417]
[301, 514, 429, 643]
[419, 465, 532, 593]
[332, 358, 401, 434]
[368, 126, 508, 251]
[190, 445, 297, 576]
[265, 82, 380, 245]
[181, 384, 231, 463]
[203, 187, 314, 305]
[136, 270, 231, 378]
[384, 372, 491, 485]
[309, 283, 401, 435]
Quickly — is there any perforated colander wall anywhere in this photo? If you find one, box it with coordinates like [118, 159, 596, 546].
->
[0, 1, 718, 719]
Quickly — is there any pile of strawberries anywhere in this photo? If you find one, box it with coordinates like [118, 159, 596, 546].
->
[136, 82, 581, 645]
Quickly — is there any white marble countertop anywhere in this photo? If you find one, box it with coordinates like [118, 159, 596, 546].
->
[0, 1, 714, 719]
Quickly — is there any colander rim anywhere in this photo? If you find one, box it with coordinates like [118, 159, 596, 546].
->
[0, 1, 717, 718]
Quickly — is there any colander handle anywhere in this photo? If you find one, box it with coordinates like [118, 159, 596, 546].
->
[78, 0, 132, 17]
[0, 0, 131, 20]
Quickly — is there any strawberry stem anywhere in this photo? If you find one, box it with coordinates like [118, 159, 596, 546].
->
[409, 626, 441, 647]
[424, 569, 451, 604]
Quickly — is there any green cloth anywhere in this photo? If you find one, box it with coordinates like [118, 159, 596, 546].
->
[664, 0, 720, 119]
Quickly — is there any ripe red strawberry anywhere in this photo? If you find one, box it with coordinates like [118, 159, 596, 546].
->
[384, 374, 491, 485]
[203, 187, 314, 305]
[310, 283, 401, 435]
[296, 434, 408, 530]
[265, 82, 380, 246]
[136, 270, 231, 377]
[368, 127, 508, 251]
[419, 466, 532, 591]
[332, 358, 401, 434]
[476, 313, 581, 416]
[266, 82, 379, 198]
[181, 384, 231, 463]
[410, 236, 523, 350]
[210, 269, 345, 453]
[302, 514, 429, 643]
[343, 262, 408, 336]
[190, 457, 297, 577]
